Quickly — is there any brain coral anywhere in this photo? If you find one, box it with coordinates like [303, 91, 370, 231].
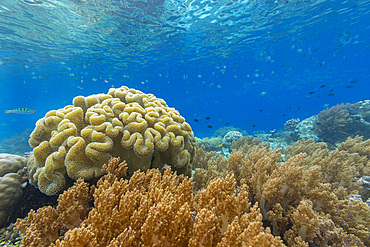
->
[28, 86, 197, 195]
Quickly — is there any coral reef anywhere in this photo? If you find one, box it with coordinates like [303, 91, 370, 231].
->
[15, 158, 283, 246]
[230, 135, 270, 154]
[214, 126, 248, 138]
[0, 174, 23, 228]
[283, 118, 300, 132]
[13, 137, 370, 246]
[284, 139, 363, 194]
[0, 129, 33, 156]
[193, 140, 370, 246]
[338, 136, 370, 177]
[337, 136, 370, 201]
[0, 153, 28, 177]
[0, 154, 27, 228]
[27, 86, 197, 195]
[266, 130, 298, 150]
[221, 131, 242, 157]
[287, 116, 319, 141]
[314, 103, 370, 145]
[222, 131, 243, 149]
[195, 136, 222, 152]
[0, 223, 22, 246]
[359, 100, 370, 123]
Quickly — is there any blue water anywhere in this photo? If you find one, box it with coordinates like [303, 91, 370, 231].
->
[0, 0, 369, 142]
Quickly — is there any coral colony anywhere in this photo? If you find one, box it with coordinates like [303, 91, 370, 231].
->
[1, 87, 369, 246]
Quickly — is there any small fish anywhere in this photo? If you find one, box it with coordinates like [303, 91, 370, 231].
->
[205, 117, 210, 120]
[5, 108, 35, 114]
[194, 119, 199, 122]
[308, 91, 316, 95]
[329, 88, 335, 93]
[207, 125, 213, 128]
[320, 85, 326, 88]
[225, 122, 230, 125]
[253, 125, 256, 127]
[218, 144, 223, 147]
[259, 109, 263, 112]
[323, 103, 329, 108]
[298, 107, 301, 110]
[283, 114, 286, 117]
[286, 106, 292, 110]
[345, 85, 353, 88]
[349, 79, 358, 83]
[328, 93, 335, 96]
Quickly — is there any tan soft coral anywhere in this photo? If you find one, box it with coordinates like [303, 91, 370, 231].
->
[284, 138, 362, 194]
[15, 178, 91, 247]
[17, 157, 287, 247]
[28, 86, 197, 195]
[191, 144, 370, 246]
[338, 136, 370, 176]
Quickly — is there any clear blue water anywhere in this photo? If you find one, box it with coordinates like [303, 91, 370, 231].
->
[0, 0, 369, 142]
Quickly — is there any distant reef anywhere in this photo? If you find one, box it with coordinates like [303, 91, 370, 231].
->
[0, 129, 33, 156]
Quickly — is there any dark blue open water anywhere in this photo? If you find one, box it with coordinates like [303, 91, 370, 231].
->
[0, 0, 369, 141]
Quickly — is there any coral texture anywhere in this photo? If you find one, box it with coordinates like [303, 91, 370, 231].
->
[27, 86, 196, 195]
[16, 158, 283, 247]
[193, 142, 370, 246]
[222, 131, 243, 149]
[195, 136, 223, 152]
[0, 173, 23, 228]
[0, 153, 28, 177]
[284, 118, 300, 131]
[14, 138, 370, 246]
[0, 153, 27, 228]
[314, 103, 370, 144]
[359, 100, 370, 123]
[338, 136, 370, 177]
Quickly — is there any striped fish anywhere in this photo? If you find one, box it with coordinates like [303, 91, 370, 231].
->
[5, 108, 35, 114]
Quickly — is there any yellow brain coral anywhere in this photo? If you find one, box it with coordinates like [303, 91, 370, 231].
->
[28, 86, 197, 195]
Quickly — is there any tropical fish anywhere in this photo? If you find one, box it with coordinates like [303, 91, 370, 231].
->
[5, 108, 35, 114]
[218, 143, 223, 147]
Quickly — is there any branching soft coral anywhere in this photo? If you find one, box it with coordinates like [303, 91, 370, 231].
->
[192, 144, 370, 246]
[16, 157, 287, 247]
[15, 135, 370, 247]
[284, 138, 362, 194]
[314, 103, 359, 144]
[15, 178, 91, 247]
[338, 136, 370, 176]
